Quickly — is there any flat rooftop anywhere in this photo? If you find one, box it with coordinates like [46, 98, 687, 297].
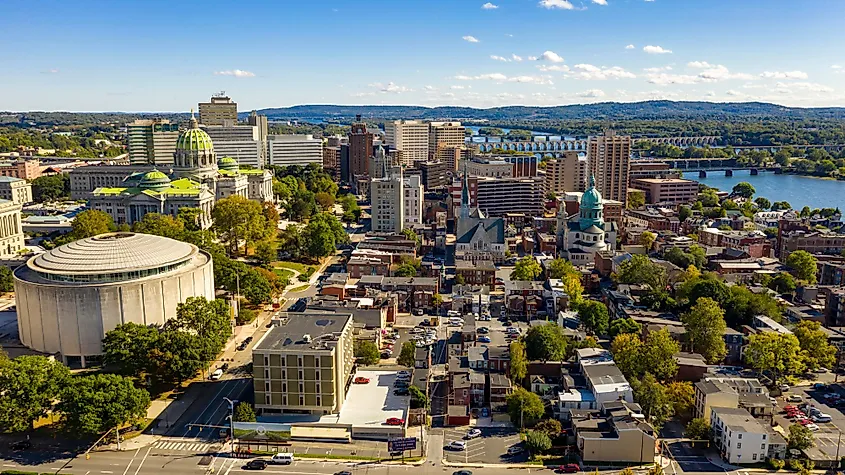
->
[336, 370, 409, 427]
[255, 312, 351, 351]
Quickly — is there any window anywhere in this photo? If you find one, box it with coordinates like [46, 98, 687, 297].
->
[752, 454, 757, 461]
[738, 434, 742, 439]
[299, 396, 305, 405]
[264, 381, 270, 392]
[264, 368, 270, 379]
[281, 369, 287, 379]
[762, 434, 767, 440]
[316, 395, 322, 406]
[298, 356, 303, 367]
[298, 382, 304, 393]
[761, 444, 766, 450]
[316, 383, 321, 394]
[282, 382, 287, 393]
[737, 443, 741, 449]
[298, 369, 304, 380]
[315, 357, 320, 368]
[282, 394, 288, 405]
[263, 355, 269, 366]
[265, 394, 271, 405]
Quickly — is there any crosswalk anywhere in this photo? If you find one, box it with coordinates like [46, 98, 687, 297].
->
[153, 440, 215, 453]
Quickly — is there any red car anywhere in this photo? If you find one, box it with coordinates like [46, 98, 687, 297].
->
[385, 417, 405, 426]
[798, 419, 811, 425]
[558, 465, 579, 473]
[354, 377, 370, 384]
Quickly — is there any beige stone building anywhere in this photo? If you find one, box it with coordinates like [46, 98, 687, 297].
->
[588, 131, 631, 204]
[384, 120, 429, 166]
[0, 177, 32, 204]
[252, 312, 355, 415]
[574, 402, 657, 463]
[544, 151, 587, 196]
[198, 94, 237, 126]
[429, 121, 465, 166]
[631, 177, 698, 204]
[0, 199, 24, 257]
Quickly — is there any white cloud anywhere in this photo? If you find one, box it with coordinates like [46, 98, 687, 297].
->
[577, 89, 606, 98]
[760, 70, 809, 80]
[538, 51, 564, 63]
[527, 56, 538, 61]
[462, 35, 480, 43]
[423, 85, 437, 91]
[643, 66, 672, 73]
[490, 55, 510, 62]
[643, 45, 672, 54]
[512, 54, 523, 62]
[538, 64, 571, 72]
[450, 85, 466, 90]
[481, 2, 499, 9]
[625, 44, 635, 50]
[592, 0, 608, 4]
[368, 82, 413, 93]
[833, 65, 843, 70]
[687, 61, 713, 69]
[571, 64, 636, 80]
[42, 68, 59, 74]
[725, 90, 742, 96]
[214, 69, 255, 77]
[646, 73, 699, 85]
[454, 73, 553, 84]
[539, 0, 574, 9]
[778, 81, 834, 93]
[646, 64, 756, 85]
[697, 65, 754, 81]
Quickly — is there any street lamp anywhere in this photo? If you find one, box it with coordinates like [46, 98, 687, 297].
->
[223, 397, 237, 455]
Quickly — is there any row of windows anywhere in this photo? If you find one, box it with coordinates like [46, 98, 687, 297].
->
[35, 259, 192, 283]
[265, 394, 323, 406]
[264, 380, 325, 394]
[262, 355, 321, 368]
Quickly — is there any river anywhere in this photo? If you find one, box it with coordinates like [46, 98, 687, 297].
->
[693, 170, 845, 211]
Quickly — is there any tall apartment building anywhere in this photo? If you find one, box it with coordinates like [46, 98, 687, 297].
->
[202, 122, 266, 169]
[544, 151, 587, 196]
[0, 159, 41, 180]
[348, 116, 374, 179]
[588, 131, 631, 204]
[323, 136, 344, 178]
[384, 120, 429, 166]
[419, 160, 450, 190]
[503, 155, 539, 177]
[371, 166, 405, 233]
[126, 119, 180, 165]
[475, 176, 544, 217]
[252, 312, 354, 415]
[429, 121, 465, 167]
[404, 174, 423, 227]
[198, 94, 237, 126]
[267, 135, 323, 167]
[467, 158, 513, 178]
[247, 111, 268, 142]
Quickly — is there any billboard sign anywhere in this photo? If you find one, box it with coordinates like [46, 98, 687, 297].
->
[388, 437, 417, 452]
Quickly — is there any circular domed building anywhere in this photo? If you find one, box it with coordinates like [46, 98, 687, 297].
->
[174, 113, 218, 180]
[13, 232, 215, 367]
[557, 175, 618, 266]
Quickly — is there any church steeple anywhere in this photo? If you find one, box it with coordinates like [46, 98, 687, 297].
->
[460, 162, 470, 219]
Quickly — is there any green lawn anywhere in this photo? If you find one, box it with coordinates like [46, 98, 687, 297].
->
[273, 268, 294, 281]
[272, 261, 316, 276]
[288, 284, 311, 293]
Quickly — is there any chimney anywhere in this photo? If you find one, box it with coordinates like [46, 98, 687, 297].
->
[356, 114, 362, 122]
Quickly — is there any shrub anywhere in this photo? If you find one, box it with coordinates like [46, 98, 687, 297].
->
[236, 308, 257, 325]
[297, 273, 308, 282]
[768, 459, 785, 470]
[787, 459, 805, 471]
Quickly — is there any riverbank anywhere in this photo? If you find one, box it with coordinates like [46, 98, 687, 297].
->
[695, 170, 845, 211]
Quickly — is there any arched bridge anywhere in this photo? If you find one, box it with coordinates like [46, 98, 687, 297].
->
[646, 136, 721, 147]
[473, 139, 588, 153]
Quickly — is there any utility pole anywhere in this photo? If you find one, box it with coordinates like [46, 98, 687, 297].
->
[115, 426, 121, 450]
[836, 428, 842, 464]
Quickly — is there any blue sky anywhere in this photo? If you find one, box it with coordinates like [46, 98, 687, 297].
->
[2, 0, 844, 111]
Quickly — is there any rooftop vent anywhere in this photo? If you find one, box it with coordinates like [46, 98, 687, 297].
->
[303, 334, 312, 343]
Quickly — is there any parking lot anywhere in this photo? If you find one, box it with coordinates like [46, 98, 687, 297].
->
[442, 426, 527, 464]
[774, 384, 845, 437]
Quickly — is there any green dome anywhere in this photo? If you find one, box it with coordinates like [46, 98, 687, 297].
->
[176, 127, 214, 152]
[579, 175, 604, 230]
[218, 156, 239, 171]
[139, 170, 171, 189]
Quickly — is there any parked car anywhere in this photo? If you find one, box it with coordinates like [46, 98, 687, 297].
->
[210, 369, 224, 380]
[453, 471, 473, 475]
[244, 459, 268, 470]
[478, 336, 491, 343]
[779, 384, 790, 392]
[335, 471, 352, 475]
[270, 453, 294, 465]
[398, 370, 411, 376]
[787, 395, 804, 402]
[394, 388, 410, 396]
[354, 377, 370, 384]
[385, 417, 405, 426]
[506, 446, 524, 456]
[381, 351, 391, 359]
[807, 423, 820, 431]
[477, 327, 489, 334]
[465, 428, 482, 439]
[558, 464, 580, 473]
[449, 441, 467, 451]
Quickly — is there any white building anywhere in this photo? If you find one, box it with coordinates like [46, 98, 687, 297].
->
[371, 166, 404, 233]
[0, 177, 32, 205]
[577, 348, 634, 408]
[557, 176, 618, 266]
[203, 123, 266, 169]
[710, 406, 770, 464]
[267, 134, 323, 167]
[126, 119, 180, 166]
[384, 120, 429, 166]
[403, 174, 423, 228]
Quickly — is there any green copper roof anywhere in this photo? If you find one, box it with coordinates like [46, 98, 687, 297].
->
[139, 170, 171, 189]
[176, 127, 214, 152]
[239, 168, 265, 175]
[93, 178, 203, 197]
[580, 175, 602, 209]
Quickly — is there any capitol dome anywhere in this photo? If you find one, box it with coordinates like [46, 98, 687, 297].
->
[173, 112, 218, 178]
[218, 156, 239, 172]
[138, 170, 172, 190]
[176, 122, 214, 152]
[14, 232, 215, 368]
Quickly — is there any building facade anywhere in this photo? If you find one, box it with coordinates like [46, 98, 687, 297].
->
[371, 166, 405, 233]
[711, 406, 770, 464]
[198, 94, 237, 126]
[558, 176, 618, 266]
[0, 177, 32, 204]
[429, 121, 465, 167]
[384, 120, 429, 166]
[202, 123, 266, 169]
[252, 312, 355, 415]
[403, 174, 423, 228]
[126, 119, 180, 165]
[267, 135, 323, 167]
[0, 199, 24, 257]
[588, 131, 631, 204]
[348, 117, 374, 179]
[475, 176, 545, 217]
[631, 178, 698, 205]
[545, 151, 587, 196]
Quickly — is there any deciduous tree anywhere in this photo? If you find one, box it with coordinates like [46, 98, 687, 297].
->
[631, 373, 673, 430]
[577, 300, 609, 336]
[745, 332, 804, 383]
[685, 418, 711, 441]
[786, 250, 818, 284]
[609, 317, 641, 338]
[0, 356, 71, 432]
[524, 323, 568, 362]
[354, 341, 381, 366]
[510, 256, 542, 281]
[509, 340, 527, 383]
[234, 402, 257, 422]
[212, 196, 269, 257]
[505, 387, 545, 428]
[794, 320, 837, 371]
[525, 430, 552, 455]
[681, 297, 727, 364]
[788, 423, 814, 451]
[132, 213, 185, 240]
[59, 374, 150, 436]
[398, 341, 416, 367]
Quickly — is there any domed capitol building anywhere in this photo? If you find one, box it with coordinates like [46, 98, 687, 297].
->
[13, 232, 214, 368]
[87, 113, 273, 228]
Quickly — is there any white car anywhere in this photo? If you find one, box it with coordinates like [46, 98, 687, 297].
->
[807, 423, 820, 431]
[465, 429, 482, 439]
[210, 369, 224, 380]
[449, 441, 467, 451]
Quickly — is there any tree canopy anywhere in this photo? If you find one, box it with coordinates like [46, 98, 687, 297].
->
[785, 250, 818, 284]
[524, 323, 568, 362]
[578, 300, 609, 336]
[58, 373, 151, 435]
[681, 297, 727, 364]
[0, 356, 71, 432]
[505, 387, 545, 428]
[510, 256, 542, 281]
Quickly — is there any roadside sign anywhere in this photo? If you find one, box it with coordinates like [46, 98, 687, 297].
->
[388, 437, 417, 452]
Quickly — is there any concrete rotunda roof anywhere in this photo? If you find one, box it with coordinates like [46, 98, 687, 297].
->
[30, 232, 196, 275]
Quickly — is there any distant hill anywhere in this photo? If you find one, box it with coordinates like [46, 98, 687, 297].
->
[254, 101, 845, 122]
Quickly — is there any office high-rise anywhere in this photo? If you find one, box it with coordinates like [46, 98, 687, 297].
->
[384, 120, 429, 166]
[545, 151, 587, 195]
[428, 121, 465, 167]
[588, 131, 631, 204]
[247, 111, 268, 142]
[126, 119, 180, 165]
[267, 135, 323, 167]
[198, 94, 237, 126]
[371, 166, 405, 233]
[348, 116, 374, 179]
[202, 123, 265, 169]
